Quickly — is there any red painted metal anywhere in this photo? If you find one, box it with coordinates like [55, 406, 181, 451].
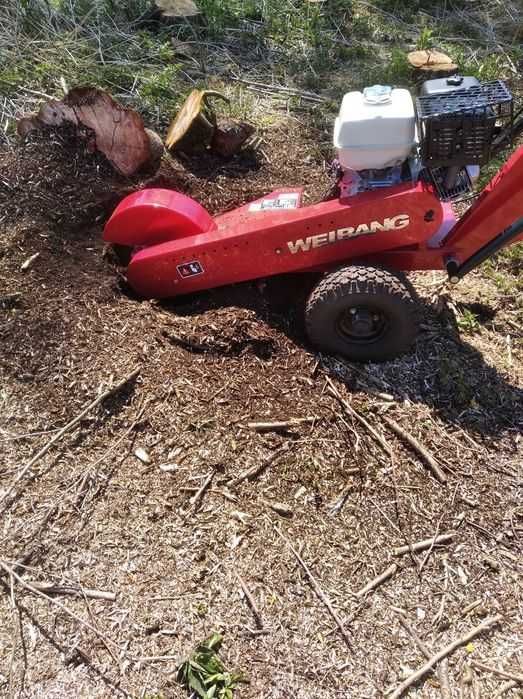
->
[113, 183, 443, 298]
[103, 145, 523, 299]
[104, 189, 216, 247]
[438, 146, 523, 258]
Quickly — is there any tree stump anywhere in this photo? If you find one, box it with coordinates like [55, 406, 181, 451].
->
[407, 50, 458, 80]
[165, 89, 229, 154]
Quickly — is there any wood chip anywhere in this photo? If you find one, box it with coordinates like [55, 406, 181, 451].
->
[134, 447, 151, 464]
[20, 252, 40, 271]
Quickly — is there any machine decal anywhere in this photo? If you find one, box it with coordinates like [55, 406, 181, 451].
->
[177, 260, 204, 278]
[287, 214, 410, 254]
[249, 192, 300, 212]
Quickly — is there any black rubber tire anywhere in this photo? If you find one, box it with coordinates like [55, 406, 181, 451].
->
[305, 265, 419, 362]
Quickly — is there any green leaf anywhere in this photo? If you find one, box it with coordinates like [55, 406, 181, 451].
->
[177, 632, 241, 699]
[206, 633, 223, 651]
[187, 668, 208, 697]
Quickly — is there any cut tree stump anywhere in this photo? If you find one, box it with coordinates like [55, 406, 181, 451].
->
[407, 50, 458, 79]
[165, 89, 253, 157]
[17, 87, 158, 176]
[165, 89, 229, 153]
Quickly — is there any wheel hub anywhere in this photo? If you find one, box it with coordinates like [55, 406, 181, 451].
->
[337, 306, 387, 343]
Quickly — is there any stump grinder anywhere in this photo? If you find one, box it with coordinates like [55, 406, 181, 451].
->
[104, 76, 523, 361]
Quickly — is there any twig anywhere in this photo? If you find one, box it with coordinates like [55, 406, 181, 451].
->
[439, 659, 451, 699]
[326, 377, 392, 457]
[247, 417, 317, 432]
[28, 583, 116, 601]
[433, 556, 450, 625]
[471, 661, 523, 685]
[388, 615, 502, 699]
[461, 599, 482, 616]
[419, 515, 443, 573]
[227, 445, 288, 488]
[355, 564, 398, 598]
[0, 368, 140, 509]
[393, 534, 454, 556]
[0, 560, 121, 650]
[189, 471, 215, 509]
[395, 610, 450, 698]
[275, 527, 352, 650]
[382, 416, 447, 483]
[328, 483, 354, 515]
[236, 574, 263, 628]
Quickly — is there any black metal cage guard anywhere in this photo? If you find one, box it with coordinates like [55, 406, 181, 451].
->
[417, 80, 514, 168]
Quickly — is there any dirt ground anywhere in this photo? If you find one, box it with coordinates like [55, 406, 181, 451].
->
[0, 121, 522, 699]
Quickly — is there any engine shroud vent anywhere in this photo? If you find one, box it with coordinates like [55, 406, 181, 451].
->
[416, 80, 513, 168]
[423, 167, 473, 202]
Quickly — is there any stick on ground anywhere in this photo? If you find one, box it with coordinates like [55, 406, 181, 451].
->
[29, 584, 116, 602]
[247, 417, 317, 432]
[0, 559, 121, 650]
[326, 377, 392, 457]
[382, 415, 447, 483]
[275, 527, 352, 650]
[236, 574, 263, 628]
[395, 610, 450, 698]
[471, 661, 523, 685]
[190, 471, 215, 509]
[228, 445, 289, 488]
[388, 615, 502, 699]
[393, 534, 454, 556]
[493, 680, 519, 697]
[355, 564, 398, 598]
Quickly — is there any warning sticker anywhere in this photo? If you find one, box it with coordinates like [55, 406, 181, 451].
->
[177, 260, 204, 278]
[248, 192, 300, 212]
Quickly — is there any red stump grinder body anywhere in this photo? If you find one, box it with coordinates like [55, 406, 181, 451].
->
[105, 78, 523, 361]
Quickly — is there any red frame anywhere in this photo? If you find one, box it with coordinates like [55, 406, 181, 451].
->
[104, 146, 523, 299]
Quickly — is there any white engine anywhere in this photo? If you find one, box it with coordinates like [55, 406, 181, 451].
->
[334, 85, 416, 172]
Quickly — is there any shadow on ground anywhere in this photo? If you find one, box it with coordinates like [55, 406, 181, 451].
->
[158, 272, 523, 438]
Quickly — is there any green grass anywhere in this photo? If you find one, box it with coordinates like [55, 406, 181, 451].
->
[483, 243, 523, 295]
[2, 0, 521, 123]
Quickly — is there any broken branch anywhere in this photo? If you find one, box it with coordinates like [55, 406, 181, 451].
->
[355, 563, 398, 598]
[470, 661, 523, 685]
[227, 445, 288, 488]
[393, 534, 454, 556]
[0, 368, 140, 510]
[382, 416, 447, 483]
[190, 471, 215, 509]
[326, 377, 392, 457]
[29, 583, 116, 602]
[236, 574, 263, 628]
[247, 417, 317, 432]
[275, 527, 352, 650]
[0, 559, 121, 650]
[394, 610, 450, 698]
[388, 615, 503, 699]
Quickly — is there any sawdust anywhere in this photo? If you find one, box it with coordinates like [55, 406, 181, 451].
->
[0, 120, 522, 699]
